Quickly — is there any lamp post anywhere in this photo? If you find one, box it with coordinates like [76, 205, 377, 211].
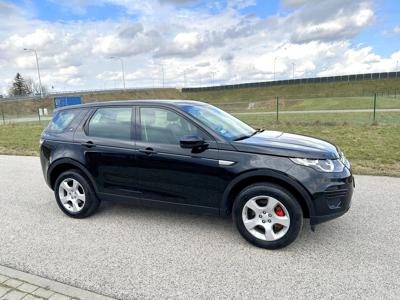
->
[160, 64, 165, 88]
[109, 56, 126, 89]
[292, 62, 295, 79]
[211, 71, 216, 85]
[273, 57, 278, 81]
[23, 48, 43, 98]
[183, 69, 187, 87]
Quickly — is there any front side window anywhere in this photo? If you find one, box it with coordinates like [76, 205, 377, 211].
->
[178, 103, 255, 141]
[88, 107, 132, 140]
[140, 107, 205, 144]
[48, 109, 81, 133]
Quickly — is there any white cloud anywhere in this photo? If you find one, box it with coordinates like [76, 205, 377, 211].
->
[227, 0, 256, 9]
[92, 29, 160, 57]
[280, 0, 308, 8]
[394, 26, 400, 34]
[96, 71, 123, 81]
[0, 0, 397, 94]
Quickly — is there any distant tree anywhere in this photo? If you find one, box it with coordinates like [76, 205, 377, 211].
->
[25, 77, 48, 96]
[8, 73, 30, 96]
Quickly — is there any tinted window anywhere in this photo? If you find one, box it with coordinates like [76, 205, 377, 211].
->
[140, 107, 206, 144]
[48, 109, 81, 133]
[88, 107, 132, 140]
[178, 103, 255, 141]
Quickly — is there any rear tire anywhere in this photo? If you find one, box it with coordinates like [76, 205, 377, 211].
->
[54, 169, 100, 218]
[233, 183, 303, 249]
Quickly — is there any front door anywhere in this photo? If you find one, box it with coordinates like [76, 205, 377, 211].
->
[133, 106, 227, 209]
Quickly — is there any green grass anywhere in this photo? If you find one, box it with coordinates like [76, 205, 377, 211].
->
[278, 96, 400, 111]
[1, 119, 399, 177]
[220, 96, 400, 113]
[236, 116, 400, 177]
[1, 78, 400, 119]
[2, 96, 399, 122]
[182, 78, 400, 103]
[233, 111, 400, 125]
[0, 123, 46, 156]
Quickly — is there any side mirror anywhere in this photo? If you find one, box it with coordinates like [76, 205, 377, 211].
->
[180, 136, 208, 149]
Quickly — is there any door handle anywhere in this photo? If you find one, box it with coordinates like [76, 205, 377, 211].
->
[81, 141, 96, 148]
[138, 147, 156, 155]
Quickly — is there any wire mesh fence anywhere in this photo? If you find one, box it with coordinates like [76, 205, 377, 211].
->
[0, 97, 53, 125]
[215, 94, 400, 125]
[182, 71, 400, 92]
[0, 93, 399, 126]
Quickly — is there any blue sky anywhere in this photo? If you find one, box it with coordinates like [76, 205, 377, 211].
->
[24, 0, 400, 56]
[352, 0, 400, 56]
[0, 0, 399, 92]
[27, 0, 128, 22]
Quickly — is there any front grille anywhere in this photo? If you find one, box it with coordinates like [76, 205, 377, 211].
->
[325, 189, 348, 199]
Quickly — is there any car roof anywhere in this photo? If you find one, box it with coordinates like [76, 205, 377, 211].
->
[55, 99, 208, 111]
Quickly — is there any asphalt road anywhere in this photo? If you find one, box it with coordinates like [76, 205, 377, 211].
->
[0, 116, 51, 125]
[1, 155, 399, 299]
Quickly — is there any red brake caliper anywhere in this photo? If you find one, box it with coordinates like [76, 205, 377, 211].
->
[274, 206, 285, 231]
[275, 206, 285, 217]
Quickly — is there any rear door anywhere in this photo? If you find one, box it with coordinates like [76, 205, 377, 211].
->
[74, 105, 139, 198]
[132, 105, 228, 209]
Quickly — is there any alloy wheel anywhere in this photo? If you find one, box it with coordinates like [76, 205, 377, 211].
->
[58, 178, 86, 213]
[242, 195, 290, 241]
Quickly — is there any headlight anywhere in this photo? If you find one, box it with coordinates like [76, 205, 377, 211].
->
[290, 158, 344, 173]
[339, 151, 351, 169]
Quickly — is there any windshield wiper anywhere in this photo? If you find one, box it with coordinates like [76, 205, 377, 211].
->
[233, 128, 264, 141]
[252, 128, 264, 135]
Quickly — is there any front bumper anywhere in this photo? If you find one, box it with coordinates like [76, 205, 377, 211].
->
[311, 173, 354, 225]
[287, 163, 354, 226]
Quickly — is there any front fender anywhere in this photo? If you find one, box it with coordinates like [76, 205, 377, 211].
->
[220, 169, 315, 218]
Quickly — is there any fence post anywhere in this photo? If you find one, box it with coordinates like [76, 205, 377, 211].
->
[36, 98, 41, 122]
[276, 96, 279, 121]
[373, 93, 377, 122]
[1, 106, 5, 125]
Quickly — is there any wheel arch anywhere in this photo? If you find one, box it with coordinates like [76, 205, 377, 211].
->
[48, 158, 97, 192]
[221, 170, 314, 219]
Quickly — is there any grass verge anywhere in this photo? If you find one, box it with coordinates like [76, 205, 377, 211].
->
[0, 123, 46, 156]
[0, 121, 399, 177]
[237, 116, 400, 177]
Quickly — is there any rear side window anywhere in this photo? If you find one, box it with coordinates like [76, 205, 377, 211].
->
[87, 107, 132, 140]
[47, 109, 81, 133]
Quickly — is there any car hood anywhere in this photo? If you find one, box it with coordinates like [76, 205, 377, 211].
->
[232, 130, 339, 159]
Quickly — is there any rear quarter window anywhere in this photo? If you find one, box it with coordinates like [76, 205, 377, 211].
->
[47, 109, 81, 133]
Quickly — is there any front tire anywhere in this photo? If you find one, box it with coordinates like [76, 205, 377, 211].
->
[54, 169, 100, 218]
[233, 183, 303, 249]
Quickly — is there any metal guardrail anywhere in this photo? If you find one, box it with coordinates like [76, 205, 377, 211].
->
[0, 87, 176, 102]
[182, 71, 400, 92]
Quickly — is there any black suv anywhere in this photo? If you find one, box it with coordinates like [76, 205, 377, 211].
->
[40, 100, 354, 249]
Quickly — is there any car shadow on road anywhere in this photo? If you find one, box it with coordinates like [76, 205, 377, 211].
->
[93, 200, 348, 251]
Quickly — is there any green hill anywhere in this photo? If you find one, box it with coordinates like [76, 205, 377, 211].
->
[1, 78, 399, 119]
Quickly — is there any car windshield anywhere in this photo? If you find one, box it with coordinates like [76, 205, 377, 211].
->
[178, 103, 255, 141]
